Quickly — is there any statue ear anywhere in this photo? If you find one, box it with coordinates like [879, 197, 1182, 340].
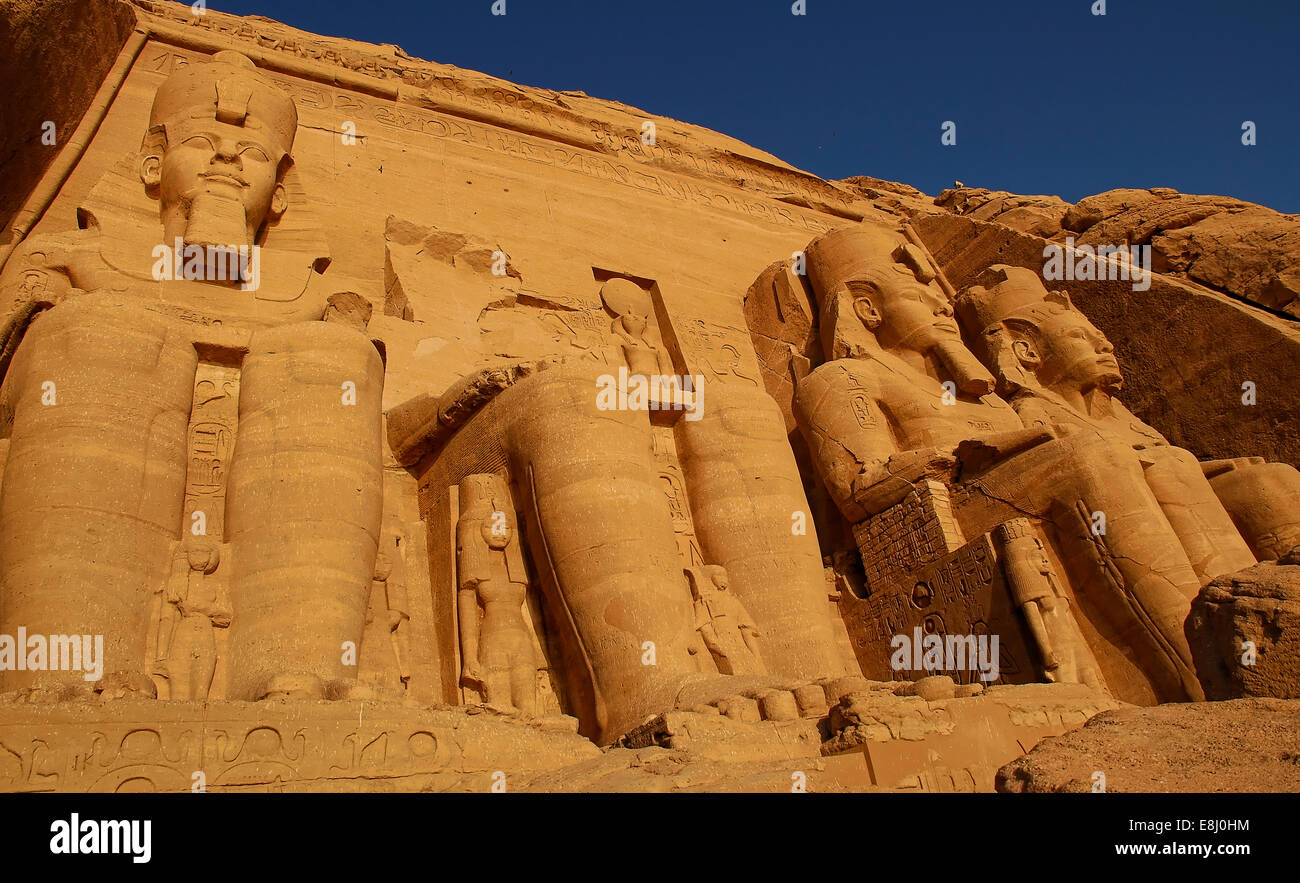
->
[1011, 336, 1041, 370]
[139, 154, 162, 189]
[844, 282, 882, 331]
[139, 124, 166, 190]
[269, 181, 288, 219]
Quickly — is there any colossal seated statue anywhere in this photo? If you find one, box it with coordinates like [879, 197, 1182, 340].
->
[792, 225, 1214, 705]
[0, 51, 383, 701]
[956, 265, 1300, 569]
[392, 277, 850, 742]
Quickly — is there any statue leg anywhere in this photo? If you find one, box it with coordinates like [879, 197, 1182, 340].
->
[480, 650, 512, 710]
[974, 435, 1204, 702]
[0, 296, 194, 693]
[225, 322, 383, 700]
[1141, 446, 1256, 581]
[168, 617, 208, 701]
[1206, 460, 1300, 561]
[676, 382, 843, 678]
[191, 623, 217, 700]
[509, 646, 537, 716]
[502, 366, 697, 743]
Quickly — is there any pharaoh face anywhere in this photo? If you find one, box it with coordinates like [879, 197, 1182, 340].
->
[1018, 308, 1122, 393]
[849, 263, 959, 354]
[374, 552, 393, 582]
[619, 311, 649, 339]
[151, 116, 286, 243]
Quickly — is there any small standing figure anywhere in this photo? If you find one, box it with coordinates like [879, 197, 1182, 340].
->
[686, 565, 766, 676]
[371, 538, 412, 688]
[997, 521, 1103, 691]
[154, 538, 232, 700]
[456, 474, 538, 715]
[602, 278, 675, 377]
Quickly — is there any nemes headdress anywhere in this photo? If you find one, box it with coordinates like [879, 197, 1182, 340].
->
[957, 265, 1074, 393]
[146, 50, 298, 156]
[803, 224, 947, 361]
[804, 225, 937, 300]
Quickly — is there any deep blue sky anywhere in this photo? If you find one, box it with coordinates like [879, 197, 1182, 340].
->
[209, 0, 1300, 212]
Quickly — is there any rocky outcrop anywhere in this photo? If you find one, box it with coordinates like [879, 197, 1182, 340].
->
[997, 698, 1300, 793]
[924, 183, 1300, 318]
[1189, 558, 1300, 699]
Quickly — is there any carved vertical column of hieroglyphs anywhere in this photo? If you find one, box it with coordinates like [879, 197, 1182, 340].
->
[147, 357, 242, 700]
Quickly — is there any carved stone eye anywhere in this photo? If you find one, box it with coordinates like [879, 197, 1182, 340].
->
[239, 144, 270, 162]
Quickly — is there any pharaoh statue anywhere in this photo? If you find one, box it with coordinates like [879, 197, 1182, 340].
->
[395, 277, 847, 742]
[957, 265, 1300, 567]
[792, 224, 1215, 705]
[686, 565, 766, 677]
[456, 474, 539, 716]
[0, 51, 383, 700]
[152, 537, 232, 701]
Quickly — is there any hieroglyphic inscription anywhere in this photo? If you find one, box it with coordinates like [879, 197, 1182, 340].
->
[136, 21, 857, 214]
[183, 363, 240, 541]
[139, 46, 838, 235]
[650, 426, 705, 572]
[855, 480, 964, 592]
[843, 534, 1028, 685]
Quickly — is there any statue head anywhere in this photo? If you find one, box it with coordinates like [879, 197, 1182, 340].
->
[600, 278, 653, 340]
[459, 475, 514, 549]
[805, 225, 993, 394]
[374, 551, 393, 582]
[686, 565, 730, 600]
[482, 504, 512, 550]
[182, 538, 221, 575]
[139, 50, 297, 253]
[957, 265, 1123, 398]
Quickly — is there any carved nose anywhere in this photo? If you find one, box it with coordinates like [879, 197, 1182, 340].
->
[212, 141, 241, 164]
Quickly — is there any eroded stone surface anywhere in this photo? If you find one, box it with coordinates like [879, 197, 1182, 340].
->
[1189, 560, 1300, 700]
[997, 698, 1300, 793]
[0, 0, 1296, 793]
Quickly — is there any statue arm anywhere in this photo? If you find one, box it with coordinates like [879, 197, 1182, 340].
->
[456, 585, 482, 676]
[795, 365, 954, 520]
[165, 562, 188, 606]
[210, 580, 233, 629]
[455, 521, 486, 683]
[951, 426, 1057, 475]
[385, 577, 410, 629]
[735, 600, 762, 637]
[698, 622, 723, 655]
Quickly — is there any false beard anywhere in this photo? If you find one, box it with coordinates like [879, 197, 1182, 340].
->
[932, 338, 996, 397]
[182, 190, 252, 254]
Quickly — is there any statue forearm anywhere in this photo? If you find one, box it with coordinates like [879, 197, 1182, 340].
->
[849, 447, 959, 517]
[456, 588, 481, 664]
